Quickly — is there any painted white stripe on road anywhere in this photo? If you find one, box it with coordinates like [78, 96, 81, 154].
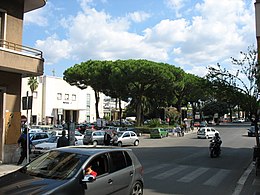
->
[203, 169, 231, 186]
[178, 167, 209, 183]
[145, 164, 170, 174]
[232, 162, 254, 195]
[152, 165, 188, 180]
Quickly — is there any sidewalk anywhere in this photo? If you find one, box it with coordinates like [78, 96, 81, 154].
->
[0, 163, 21, 177]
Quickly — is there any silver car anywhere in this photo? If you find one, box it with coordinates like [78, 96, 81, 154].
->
[113, 131, 139, 147]
[83, 130, 106, 145]
[0, 146, 144, 195]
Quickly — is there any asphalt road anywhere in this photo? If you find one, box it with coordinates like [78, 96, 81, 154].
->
[131, 123, 257, 195]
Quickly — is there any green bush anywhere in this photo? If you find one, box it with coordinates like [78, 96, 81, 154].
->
[148, 118, 161, 128]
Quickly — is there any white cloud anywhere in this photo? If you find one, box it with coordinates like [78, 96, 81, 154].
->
[129, 11, 151, 23]
[35, 34, 72, 65]
[164, 0, 185, 18]
[24, 6, 48, 26]
[34, 0, 255, 78]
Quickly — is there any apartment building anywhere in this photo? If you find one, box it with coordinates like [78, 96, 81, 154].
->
[21, 76, 105, 126]
[0, 0, 46, 163]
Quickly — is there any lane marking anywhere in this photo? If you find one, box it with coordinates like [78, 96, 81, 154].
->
[178, 167, 209, 183]
[152, 165, 188, 180]
[144, 164, 170, 174]
[232, 162, 254, 195]
[204, 169, 231, 186]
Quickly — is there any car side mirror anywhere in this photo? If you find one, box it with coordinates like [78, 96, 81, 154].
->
[82, 175, 96, 183]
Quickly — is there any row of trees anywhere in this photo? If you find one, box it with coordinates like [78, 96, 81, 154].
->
[63, 59, 208, 126]
[63, 46, 259, 131]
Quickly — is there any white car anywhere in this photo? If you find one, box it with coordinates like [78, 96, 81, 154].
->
[197, 127, 219, 139]
[50, 130, 84, 145]
[32, 135, 81, 155]
[113, 131, 139, 147]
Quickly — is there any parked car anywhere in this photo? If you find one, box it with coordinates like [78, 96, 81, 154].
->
[29, 132, 51, 145]
[28, 128, 43, 133]
[83, 130, 106, 145]
[50, 130, 84, 145]
[112, 131, 139, 147]
[150, 128, 168, 138]
[31, 136, 59, 155]
[193, 122, 200, 127]
[197, 127, 219, 139]
[0, 146, 144, 195]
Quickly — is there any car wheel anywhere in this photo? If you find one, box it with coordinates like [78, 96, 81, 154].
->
[134, 140, 139, 146]
[92, 140, 98, 146]
[130, 181, 143, 195]
[118, 142, 123, 147]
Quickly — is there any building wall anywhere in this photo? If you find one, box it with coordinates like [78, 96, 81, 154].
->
[1, 0, 23, 44]
[21, 76, 105, 125]
[0, 71, 22, 163]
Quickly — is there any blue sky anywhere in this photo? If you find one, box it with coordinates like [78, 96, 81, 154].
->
[23, 0, 256, 78]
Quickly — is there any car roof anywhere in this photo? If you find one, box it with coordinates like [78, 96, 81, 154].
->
[53, 145, 132, 156]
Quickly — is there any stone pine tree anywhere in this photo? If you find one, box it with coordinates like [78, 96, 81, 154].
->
[27, 76, 38, 124]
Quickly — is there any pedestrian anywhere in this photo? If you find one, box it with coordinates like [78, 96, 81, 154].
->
[111, 132, 118, 145]
[104, 132, 111, 146]
[17, 127, 33, 165]
[57, 130, 69, 148]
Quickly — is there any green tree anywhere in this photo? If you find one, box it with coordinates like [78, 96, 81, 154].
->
[28, 76, 38, 124]
[63, 60, 111, 119]
[207, 45, 260, 145]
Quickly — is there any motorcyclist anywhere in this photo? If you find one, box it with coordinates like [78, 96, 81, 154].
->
[211, 132, 222, 152]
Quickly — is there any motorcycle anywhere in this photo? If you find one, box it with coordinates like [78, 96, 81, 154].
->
[209, 139, 221, 158]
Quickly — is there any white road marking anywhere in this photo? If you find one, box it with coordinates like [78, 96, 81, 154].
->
[152, 165, 188, 180]
[232, 162, 254, 195]
[203, 169, 230, 186]
[177, 167, 209, 182]
[145, 164, 171, 174]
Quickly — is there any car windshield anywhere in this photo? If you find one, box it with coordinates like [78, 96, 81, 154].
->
[46, 136, 58, 143]
[117, 132, 124, 137]
[85, 131, 93, 136]
[151, 129, 159, 133]
[20, 150, 89, 180]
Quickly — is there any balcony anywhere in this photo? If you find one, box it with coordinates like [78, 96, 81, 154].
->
[24, 0, 47, 13]
[0, 39, 44, 76]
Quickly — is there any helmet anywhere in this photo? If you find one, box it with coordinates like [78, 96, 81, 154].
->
[215, 132, 219, 137]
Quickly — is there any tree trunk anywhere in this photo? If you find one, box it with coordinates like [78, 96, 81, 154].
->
[136, 96, 142, 126]
[94, 90, 100, 119]
[119, 98, 122, 126]
[255, 113, 259, 147]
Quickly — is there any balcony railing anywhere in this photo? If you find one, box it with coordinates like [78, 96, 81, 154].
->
[0, 39, 43, 58]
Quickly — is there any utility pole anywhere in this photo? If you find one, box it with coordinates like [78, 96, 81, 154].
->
[255, 0, 260, 147]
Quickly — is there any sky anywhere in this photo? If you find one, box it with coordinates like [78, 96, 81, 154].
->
[23, 0, 256, 78]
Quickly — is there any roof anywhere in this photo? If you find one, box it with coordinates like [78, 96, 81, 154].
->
[24, 0, 47, 13]
[54, 145, 132, 156]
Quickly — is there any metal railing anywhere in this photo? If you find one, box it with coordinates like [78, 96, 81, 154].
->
[0, 39, 43, 58]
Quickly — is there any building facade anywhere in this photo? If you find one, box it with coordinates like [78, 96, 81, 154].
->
[0, 0, 46, 163]
[21, 76, 105, 126]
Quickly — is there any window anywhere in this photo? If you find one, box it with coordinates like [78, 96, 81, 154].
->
[72, 94, 76, 101]
[0, 10, 6, 41]
[87, 154, 109, 176]
[65, 94, 69, 100]
[123, 132, 130, 138]
[109, 151, 127, 172]
[57, 93, 62, 100]
[33, 91, 37, 98]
